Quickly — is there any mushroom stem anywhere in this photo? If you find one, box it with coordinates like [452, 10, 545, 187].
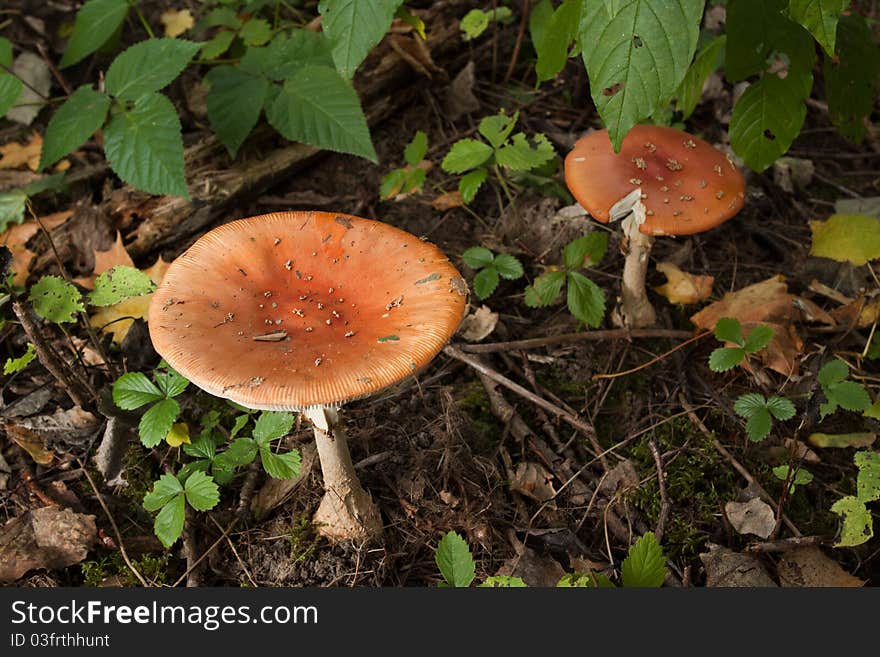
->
[304, 407, 383, 543]
[617, 214, 657, 328]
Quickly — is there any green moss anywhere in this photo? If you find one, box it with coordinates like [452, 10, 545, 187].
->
[80, 552, 170, 586]
[288, 515, 319, 565]
[457, 381, 503, 450]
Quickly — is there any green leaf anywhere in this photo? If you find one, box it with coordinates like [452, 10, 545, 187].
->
[104, 92, 189, 198]
[713, 317, 744, 346]
[818, 359, 849, 387]
[809, 214, 880, 266]
[766, 396, 796, 421]
[734, 393, 766, 418]
[28, 275, 84, 323]
[787, 0, 849, 56]
[0, 38, 23, 117]
[580, 0, 703, 151]
[184, 470, 220, 511]
[143, 473, 184, 511]
[60, 0, 129, 69]
[458, 168, 488, 203]
[532, 0, 582, 82]
[139, 398, 180, 448]
[620, 533, 666, 587]
[153, 494, 186, 548]
[252, 411, 295, 446]
[675, 35, 726, 120]
[39, 86, 110, 171]
[153, 368, 189, 398]
[441, 139, 494, 174]
[402, 168, 426, 194]
[824, 15, 880, 143]
[318, 0, 403, 79]
[260, 31, 335, 79]
[105, 39, 201, 101]
[743, 324, 774, 353]
[854, 451, 880, 502]
[478, 112, 519, 150]
[462, 247, 495, 270]
[205, 8, 242, 29]
[205, 66, 268, 158]
[460, 9, 490, 41]
[200, 30, 236, 61]
[435, 531, 475, 587]
[496, 133, 556, 172]
[0, 190, 27, 232]
[229, 414, 251, 440]
[566, 271, 605, 327]
[708, 347, 745, 373]
[524, 270, 566, 307]
[473, 266, 499, 300]
[404, 130, 428, 166]
[259, 448, 302, 479]
[266, 65, 376, 162]
[827, 381, 871, 413]
[773, 464, 813, 488]
[88, 265, 155, 306]
[557, 571, 615, 587]
[729, 74, 808, 173]
[479, 576, 528, 587]
[183, 435, 216, 460]
[493, 254, 524, 280]
[240, 18, 272, 47]
[113, 372, 164, 410]
[380, 169, 406, 198]
[213, 437, 258, 470]
[745, 407, 773, 442]
[563, 235, 594, 270]
[830, 496, 872, 547]
[3, 343, 36, 375]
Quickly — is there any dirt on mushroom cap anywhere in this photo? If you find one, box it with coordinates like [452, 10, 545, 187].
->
[564, 125, 746, 236]
[148, 211, 468, 410]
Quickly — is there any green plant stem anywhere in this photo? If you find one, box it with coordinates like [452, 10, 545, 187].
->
[130, 1, 155, 39]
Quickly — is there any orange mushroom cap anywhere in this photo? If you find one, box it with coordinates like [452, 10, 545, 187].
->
[564, 125, 746, 236]
[148, 211, 468, 410]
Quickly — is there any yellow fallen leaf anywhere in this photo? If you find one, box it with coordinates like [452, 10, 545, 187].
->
[166, 422, 191, 447]
[808, 432, 876, 448]
[810, 213, 880, 266]
[160, 9, 194, 38]
[5, 425, 54, 465]
[654, 261, 713, 305]
[0, 132, 42, 171]
[74, 231, 136, 288]
[90, 293, 151, 344]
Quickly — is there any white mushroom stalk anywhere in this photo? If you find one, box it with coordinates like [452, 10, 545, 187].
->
[618, 213, 657, 328]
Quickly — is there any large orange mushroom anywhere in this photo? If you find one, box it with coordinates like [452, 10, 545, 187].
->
[565, 125, 745, 327]
[149, 211, 468, 542]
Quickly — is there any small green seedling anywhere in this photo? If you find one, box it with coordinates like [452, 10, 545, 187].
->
[831, 451, 880, 547]
[773, 464, 813, 495]
[708, 318, 774, 372]
[817, 359, 871, 419]
[524, 233, 608, 327]
[460, 7, 514, 41]
[112, 363, 190, 448]
[461, 246, 524, 299]
[3, 343, 36, 375]
[435, 531, 477, 587]
[380, 131, 429, 199]
[733, 393, 796, 442]
[441, 111, 555, 203]
[143, 470, 220, 548]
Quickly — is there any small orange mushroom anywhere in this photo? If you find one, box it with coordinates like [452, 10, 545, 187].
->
[565, 125, 746, 327]
[149, 211, 468, 542]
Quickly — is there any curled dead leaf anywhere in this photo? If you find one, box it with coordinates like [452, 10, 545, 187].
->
[725, 498, 776, 538]
[654, 261, 713, 305]
[431, 190, 463, 210]
[777, 547, 864, 587]
[0, 210, 71, 286]
[510, 461, 556, 503]
[458, 304, 498, 341]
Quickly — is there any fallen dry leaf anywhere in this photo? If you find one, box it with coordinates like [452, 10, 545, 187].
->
[444, 61, 480, 121]
[458, 304, 498, 341]
[0, 210, 72, 285]
[510, 461, 557, 503]
[388, 33, 444, 78]
[772, 156, 814, 193]
[654, 261, 714, 305]
[699, 543, 777, 587]
[808, 432, 876, 449]
[725, 498, 776, 538]
[160, 8, 194, 37]
[777, 547, 864, 587]
[496, 544, 566, 587]
[431, 190, 463, 210]
[0, 507, 97, 583]
[2, 406, 101, 450]
[783, 438, 821, 464]
[3, 424, 54, 465]
[73, 231, 135, 288]
[0, 132, 43, 171]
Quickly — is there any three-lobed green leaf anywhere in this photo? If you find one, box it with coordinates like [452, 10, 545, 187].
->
[818, 359, 871, 418]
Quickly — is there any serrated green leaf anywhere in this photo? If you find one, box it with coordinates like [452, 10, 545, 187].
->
[252, 411, 295, 445]
[402, 168, 426, 194]
[479, 112, 519, 150]
[183, 435, 216, 460]
[404, 130, 428, 166]
[493, 254, 524, 280]
[442, 139, 494, 174]
[708, 347, 746, 373]
[435, 531, 475, 587]
[734, 393, 766, 418]
[89, 266, 155, 306]
[153, 494, 185, 548]
[533, 0, 581, 82]
[746, 407, 773, 442]
[260, 30, 335, 79]
[743, 324, 774, 353]
[831, 495, 872, 547]
[139, 398, 180, 448]
[39, 86, 110, 171]
[714, 317, 744, 346]
[580, 0, 703, 151]
[113, 372, 164, 410]
[379, 168, 407, 198]
[479, 576, 528, 587]
[184, 470, 220, 511]
[104, 92, 189, 198]
[240, 18, 272, 47]
[200, 30, 236, 61]
[773, 464, 813, 488]
[462, 246, 495, 270]
[29, 275, 84, 323]
[766, 396, 796, 421]
[854, 451, 880, 502]
[827, 381, 871, 413]
[143, 473, 184, 511]
[0, 38, 22, 117]
[787, 0, 849, 56]
[524, 270, 566, 307]
[818, 359, 849, 387]
[3, 343, 36, 375]
[563, 235, 592, 270]
[154, 368, 189, 398]
[60, 0, 129, 69]
[266, 65, 376, 162]
[495, 133, 555, 172]
[229, 413, 251, 440]
[676, 35, 725, 119]
[319, 0, 403, 79]
[825, 15, 880, 143]
[566, 271, 605, 327]
[205, 66, 268, 158]
[620, 533, 666, 587]
[729, 74, 807, 173]
[0, 190, 26, 232]
[260, 447, 302, 479]
[205, 8, 242, 29]
[809, 214, 880, 265]
[105, 39, 200, 101]
[473, 266, 499, 300]
[459, 168, 488, 203]
[213, 437, 258, 471]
